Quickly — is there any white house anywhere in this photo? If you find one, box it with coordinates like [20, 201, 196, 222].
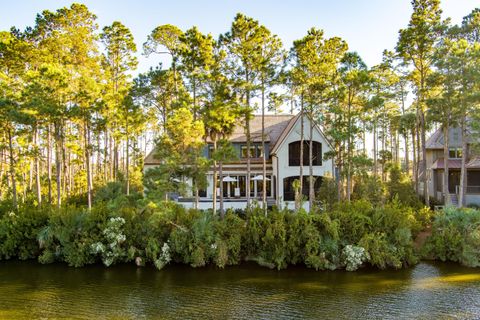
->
[144, 112, 335, 211]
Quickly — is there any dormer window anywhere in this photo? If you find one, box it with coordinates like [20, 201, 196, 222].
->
[240, 144, 266, 158]
[241, 145, 255, 158]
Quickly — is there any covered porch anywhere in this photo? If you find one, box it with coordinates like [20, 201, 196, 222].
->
[190, 172, 277, 203]
[432, 158, 480, 205]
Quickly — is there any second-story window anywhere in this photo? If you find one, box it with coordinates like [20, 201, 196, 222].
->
[449, 148, 462, 159]
[257, 146, 264, 157]
[288, 141, 322, 166]
[241, 145, 256, 158]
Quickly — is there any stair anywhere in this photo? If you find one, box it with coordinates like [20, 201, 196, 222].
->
[449, 194, 458, 206]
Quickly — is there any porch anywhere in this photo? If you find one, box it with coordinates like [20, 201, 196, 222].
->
[432, 158, 480, 205]
[203, 173, 276, 200]
[177, 197, 277, 210]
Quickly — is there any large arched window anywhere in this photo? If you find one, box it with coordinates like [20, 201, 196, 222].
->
[283, 176, 323, 201]
[288, 141, 322, 166]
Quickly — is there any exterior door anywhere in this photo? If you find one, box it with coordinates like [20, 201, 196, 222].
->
[448, 171, 460, 194]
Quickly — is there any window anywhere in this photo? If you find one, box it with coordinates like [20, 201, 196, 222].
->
[468, 171, 480, 193]
[241, 145, 266, 158]
[208, 145, 214, 158]
[288, 141, 322, 166]
[241, 145, 256, 158]
[283, 176, 323, 201]
[449, 148, 462, 159]
[257, 146, 264, 158]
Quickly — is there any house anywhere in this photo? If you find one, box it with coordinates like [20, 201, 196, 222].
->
[423, 126, 480, 206]
[144, 113, 335, 211]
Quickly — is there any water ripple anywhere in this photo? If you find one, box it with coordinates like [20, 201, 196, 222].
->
[0, 261, 479, 319]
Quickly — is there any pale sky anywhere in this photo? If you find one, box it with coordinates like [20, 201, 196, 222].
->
[1, 0, 478, 74]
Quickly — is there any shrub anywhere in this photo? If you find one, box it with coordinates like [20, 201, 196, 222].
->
[0, 198, 430, 271]
[0, 208, 48, 260]
[342, 245, 369, 271]
[424, 207, 480, 267]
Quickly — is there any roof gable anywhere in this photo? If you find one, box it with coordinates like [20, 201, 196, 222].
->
[269, 112, 333, 155]
[426, 126, 473, 149]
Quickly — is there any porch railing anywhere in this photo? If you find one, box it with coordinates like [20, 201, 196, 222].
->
[467, 186, 480, 194]
[454, 185, 480, 194]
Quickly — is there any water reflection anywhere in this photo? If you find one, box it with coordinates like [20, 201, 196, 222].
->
[0, 261, 479, 319]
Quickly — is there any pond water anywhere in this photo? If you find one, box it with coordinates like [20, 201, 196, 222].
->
[0, 261, 479, 319]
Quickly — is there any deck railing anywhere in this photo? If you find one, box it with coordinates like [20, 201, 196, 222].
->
[454, 185, 480, 194]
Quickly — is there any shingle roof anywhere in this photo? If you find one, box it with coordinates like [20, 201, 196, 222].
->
[426, 126, 474, 149]
[426, 129, 443, 149]
[224, 114, 295, 144]
[144, 114, 295, 165]
[467, 157, 480, 169]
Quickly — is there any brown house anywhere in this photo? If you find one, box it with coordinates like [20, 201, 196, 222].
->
[423, 126, 480, 206]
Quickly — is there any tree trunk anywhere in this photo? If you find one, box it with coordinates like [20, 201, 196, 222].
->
[193, 79, 199, 209]
[104, 129, 109, 182]
[54, 123, 62, 208]
[404, 133, 409, 175]
[0, 148, 4, 200]
[113, 138, 118, 181]
[85, 121, 93, 210]
[298, 93, 304, 211]
[420, 110, 429, 207]
[34, 126, 42, 205]
[219, 161, 224, 218]
[442, 123, 450, 206]
[212, 139, 218, 215]
[373, 122, 377, 177]
[7, 128, 17, 210]
[382, 121, 386, 182]
[245, 73, 251, 207]
[346, 95, 352, 202]
[412, 131, 417, 191]
[261, 84, 267, 215]
[47, 125, 52, 203]
[309, 115, 314, 211]
[61, 125, 67, 198]
[126, 107, 130, 196]
[459, 117, 468, 207]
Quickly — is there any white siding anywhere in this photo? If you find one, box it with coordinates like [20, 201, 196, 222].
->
[273, 114, 334, 209]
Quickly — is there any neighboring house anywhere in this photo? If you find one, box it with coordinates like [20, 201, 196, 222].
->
[423, 126, 480, 206]
[144, 112, 335, 211]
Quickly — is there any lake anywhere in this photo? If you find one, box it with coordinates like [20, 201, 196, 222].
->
[0, 261, 479, 319]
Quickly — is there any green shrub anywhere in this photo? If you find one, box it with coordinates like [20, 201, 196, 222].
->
[0, 208, 48, 260]
[0, 197, 431, 271]
[425, 207, 480, 267]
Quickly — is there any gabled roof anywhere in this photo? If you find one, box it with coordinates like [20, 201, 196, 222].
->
[426, 126, 474, 150]
[145, 114, 295, 165]
[269, 111, 333, 155]
[226, 114, 294, 144]
[144, 148, 160, 165]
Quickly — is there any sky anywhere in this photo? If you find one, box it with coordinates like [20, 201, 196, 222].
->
[1, 0, 479, 75]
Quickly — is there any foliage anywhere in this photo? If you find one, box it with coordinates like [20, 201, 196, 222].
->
[0, 199, 432, 271]
[316, 176, 338, 210]
[424, 207, 480, 267]
[387, 165, 423, 209]
[341, 245, 369, 271]
[352, 175, 385, 206]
